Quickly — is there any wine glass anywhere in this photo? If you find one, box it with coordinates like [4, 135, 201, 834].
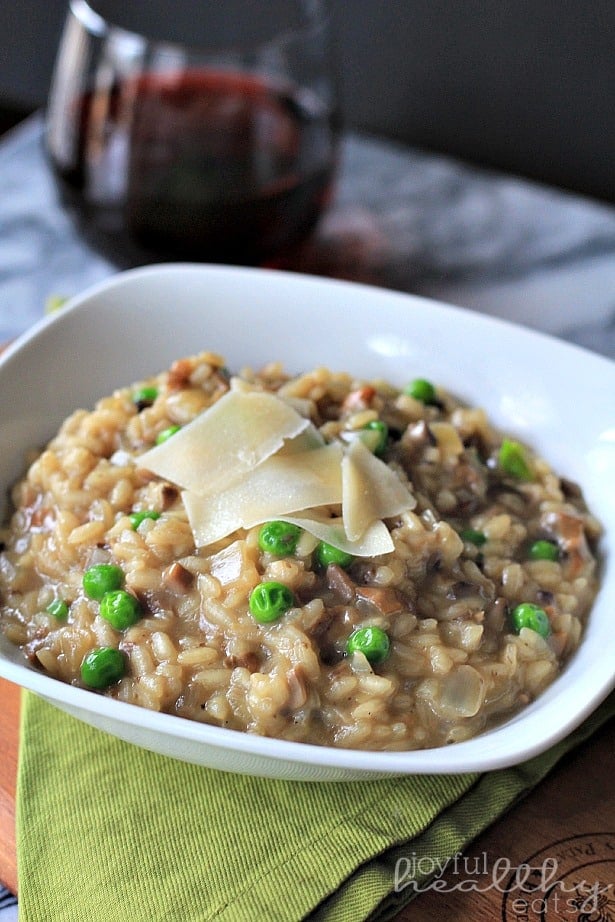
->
[45, 0, 339, 266]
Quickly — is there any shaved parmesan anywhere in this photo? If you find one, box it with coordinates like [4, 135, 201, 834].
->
[342, 439, 415, 541]
[136, 378, 413, 557]
[277, 511, 395, 557]
[137, 389, 309, 495]
[182, 443, 343, 547]
[277, 424, 325, 454]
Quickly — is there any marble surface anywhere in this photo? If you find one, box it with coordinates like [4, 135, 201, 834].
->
[0, 115, 614, 359]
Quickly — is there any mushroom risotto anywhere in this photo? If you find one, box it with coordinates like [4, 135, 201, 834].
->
[0, 353, 601, 750]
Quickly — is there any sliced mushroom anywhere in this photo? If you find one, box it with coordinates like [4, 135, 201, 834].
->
[326, 564, 405, 615]
[225, 651, 260, 672]
[160, 484, 180, 509]
[541, 510, 593, 578]
[326, 564, 356, 602]
[163, 561, 193, 592]
[355, 585, 404, 615]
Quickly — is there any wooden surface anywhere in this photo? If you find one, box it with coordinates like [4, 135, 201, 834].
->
[0, 678, 19, 895]
[1, 675, 612, 918]
[398, 716, 614, 920]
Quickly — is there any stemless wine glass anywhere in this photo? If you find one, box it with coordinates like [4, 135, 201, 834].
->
[45, 0, 339, 265]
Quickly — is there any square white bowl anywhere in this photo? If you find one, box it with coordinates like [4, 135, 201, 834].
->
[0, 264, 612, 780]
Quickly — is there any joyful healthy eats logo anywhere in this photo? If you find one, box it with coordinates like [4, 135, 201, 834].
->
[394, 833, 615, 921]
[502, 834, 615, 922]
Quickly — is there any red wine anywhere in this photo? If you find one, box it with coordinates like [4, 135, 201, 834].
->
[48, 69, 338, 264]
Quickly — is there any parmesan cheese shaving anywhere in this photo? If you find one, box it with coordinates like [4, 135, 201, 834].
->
[277, 511, 395, 557]
[137, 389, 309, 495]
[277, 424, 325, 454]
[342, 439, 416, 541]
[182, 443, 343, 547]
[136, 380, 413, 556]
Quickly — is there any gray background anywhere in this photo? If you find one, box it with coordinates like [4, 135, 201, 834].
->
[0, 0, 613, 201]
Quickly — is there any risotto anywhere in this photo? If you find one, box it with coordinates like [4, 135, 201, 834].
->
[0, 352, 601, 750]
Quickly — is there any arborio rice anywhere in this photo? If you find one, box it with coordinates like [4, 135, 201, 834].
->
[0, 352, 601, 750]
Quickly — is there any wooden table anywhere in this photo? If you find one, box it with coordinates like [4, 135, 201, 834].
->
[1, 676, 612, 919]
[0, 678, 19, 895]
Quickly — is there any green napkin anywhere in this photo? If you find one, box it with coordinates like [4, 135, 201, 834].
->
[16, 691, 614, 922]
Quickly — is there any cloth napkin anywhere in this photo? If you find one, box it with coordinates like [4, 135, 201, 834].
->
[16, 691, 614, 922]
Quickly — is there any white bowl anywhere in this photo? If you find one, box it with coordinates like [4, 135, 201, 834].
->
[0, 264, 613, 780]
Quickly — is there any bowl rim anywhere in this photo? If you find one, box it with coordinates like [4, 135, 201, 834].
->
[6, 261, 615, 370]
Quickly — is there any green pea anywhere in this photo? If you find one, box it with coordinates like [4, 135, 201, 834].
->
[315, 542, 354, 569]
[346, 626, 391, 664]
[499, 438, 532, 481]
[83, 564, 125, 601]
[81, 647, 126, 689]
[511, 602, 551, 638]
[129, 510, 161, 530]
[404, 378, 436, 404]
[528, 539, 559, 561]
[132, 385, 158, 407]
[459, 528, 487, 547]
[258, 521, 302, 556]
[361, 420, 389, 456]
[99, 590, 142, 630]
[155, 425, 181, 445]
[46, 598, 69, 620]
[249, 581, 295, 623]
